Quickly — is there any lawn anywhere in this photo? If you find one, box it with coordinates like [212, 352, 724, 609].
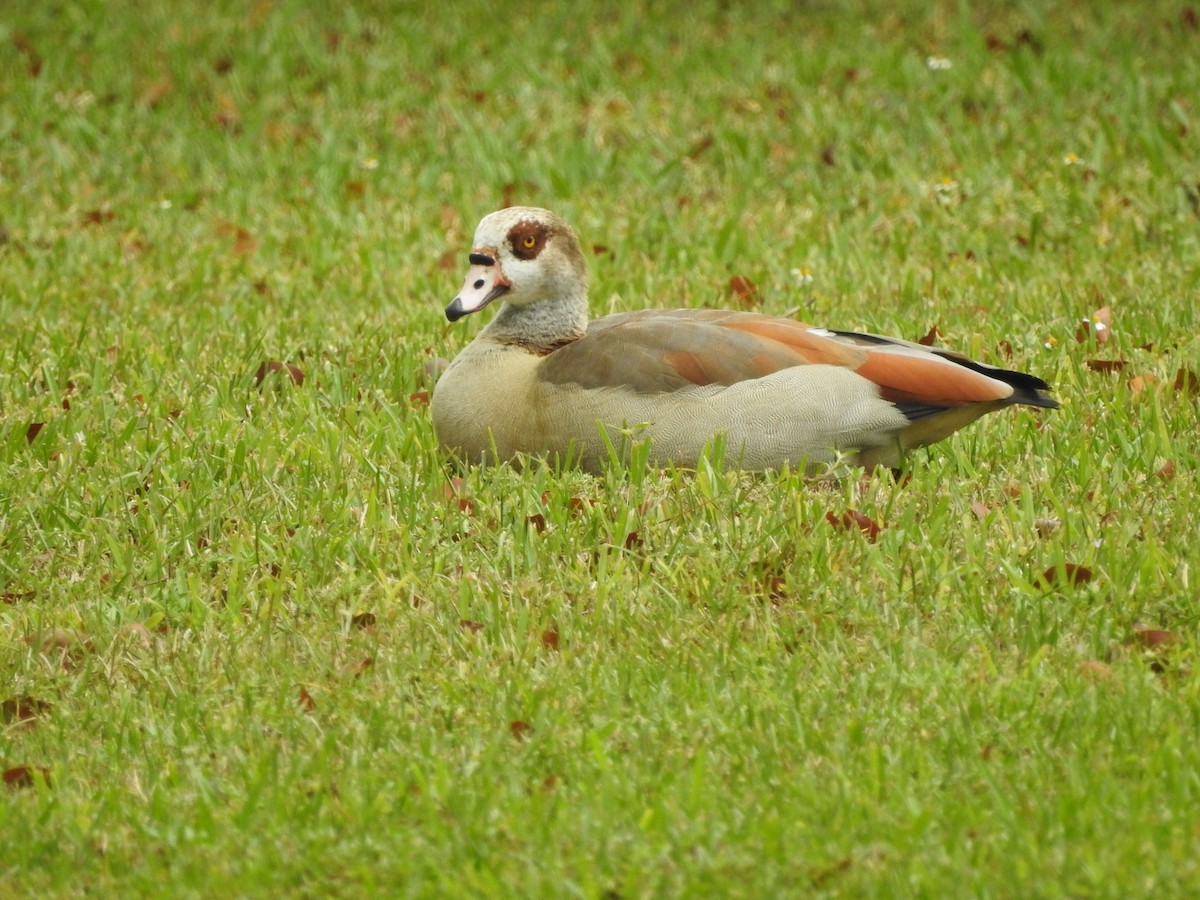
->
[3, 0, 1199, 895]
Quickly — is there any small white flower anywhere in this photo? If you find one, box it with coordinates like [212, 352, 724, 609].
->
[790, 266, 814, 286]
[932, 177, 960, 206]
[157, 199, 173, 210]
[926, 56, 952, 71]
[360, 157, 380, 171]
[1063, 152, 1083, 166]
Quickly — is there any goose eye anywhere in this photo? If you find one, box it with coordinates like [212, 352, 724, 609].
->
[522, 235, 536, 249]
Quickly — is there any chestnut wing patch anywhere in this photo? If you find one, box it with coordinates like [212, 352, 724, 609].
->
[537, 310, 823, 394]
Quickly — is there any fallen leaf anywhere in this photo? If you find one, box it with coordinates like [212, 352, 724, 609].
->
[1, 697, 52, 726]
[2, 591, 36, 604]
[1038, 563, 1093, 589]
[1129, 374, 1158, 395]
[525, 513, 546, 533]
[1155, 461, 1176, 481]
[995, 340, 1014, 360]
[1129, 628, 1179, 674]
[1130, 628, 1175, 650]
[298, 687, 317, 711]
[591, 243, 613, 257]
[254, 360, 304, 387]
[1085, 359, 1128, 373]
[26, 422, 45, 444]
[459, 619, 483, 633]
[623, 530, 643, 550]
[11, 32, 43, 76]
[350, 612, 376, 630]
[540, 628, 560, 651]
[1174, 368, 1199, 396]
[509, 720, 533, 740]
[819, 144, 836, 166]
[825, 509, 883, 541]
[345, 657, 373, 678]
[442, 479, 474, 513]
[728, 275, 761, 307]
[408, 390, 430, 408]
[80, 209, 115, 227]
[3, 766, 51, 789]
[213, 57, 234, 75]
[917, 324, 941, 346]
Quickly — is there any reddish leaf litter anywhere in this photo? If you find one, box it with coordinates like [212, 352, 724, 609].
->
[916, 324, 941, 346]
[254, 360, 304, 387]
[443, 479, 475, 514]
[509, 720, 533, 740]
[1128, 628, 1180, 675]
[825, 509, 883, 542]
[1, 696, 52, 727]
[728, 275, 761, 308]
[540, 628, 560, 651]
[25, 422, 45, 444]
[1037, 563, 1093, 589]
[4, 766, 51, 789]
[298, 687, 317, 712]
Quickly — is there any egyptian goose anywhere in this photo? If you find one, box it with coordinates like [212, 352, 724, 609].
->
[431, 207, 1057, 472]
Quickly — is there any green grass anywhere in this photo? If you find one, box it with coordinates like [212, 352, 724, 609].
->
[3, 0, 1200, 895]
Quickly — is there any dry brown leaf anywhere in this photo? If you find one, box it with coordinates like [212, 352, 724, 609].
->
[525, 513, 546, 533]
[1174, 368, 1199, 396]
[459, 619, 483, 633]
[298, 687, 317, 711]
[254, 360, 304, 387]
[917, 324, 941, 347]
[1, 696, 52, 727]
[509, 720, 533, 740]
[1129, 374, 1158, 395]
[1038, 563, 1093, 589]
[825, 509, 883, 541]
[1130, 628, 1176, 650]
[80, 209, 115, 227]
[540, 628, 560, 651]
[728, 275, 761, 308]
[25, 422, 44, 444]
[350, 612, 376, 630]
[1085, 359, 1128, 373]
[3, 766, 50, 789]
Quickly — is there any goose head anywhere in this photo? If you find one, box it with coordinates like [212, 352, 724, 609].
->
[445, 206, 588, 322]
